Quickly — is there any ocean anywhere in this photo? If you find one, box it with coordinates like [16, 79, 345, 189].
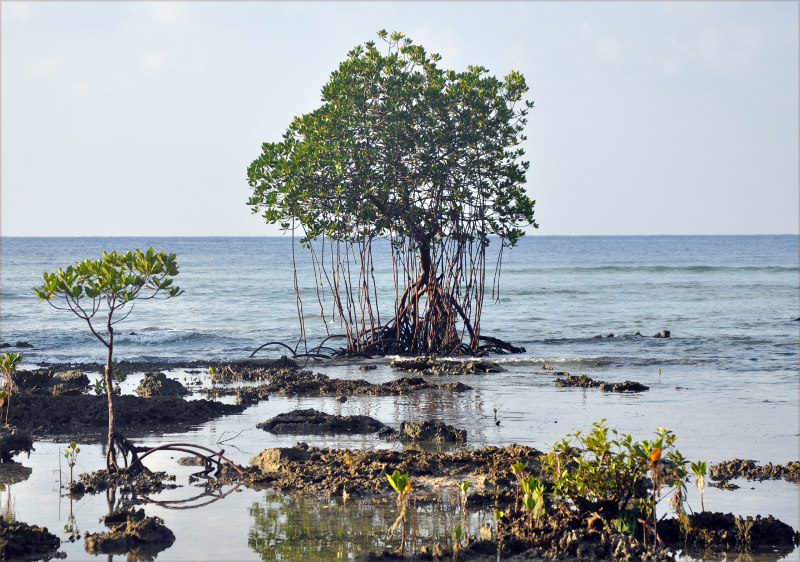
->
[1, 235, 798, 560]
[1, 235, 797, 372]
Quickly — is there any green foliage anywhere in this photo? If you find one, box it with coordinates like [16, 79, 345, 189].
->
[35, 248, 182, 313]
[64, 441, 80, 487]
[248, 30, 537, 249]
[386, 469, 411, 496]
[1, 353, 22, 374]
[520, 475, 547, 522]
[543, 420, 688, 518]
[691, 460, 708, 512]
[612, 509, 639, 535]
[1, 353, 22, 423]
[450, 522, 464, 546]
[93, 359, 127, 396]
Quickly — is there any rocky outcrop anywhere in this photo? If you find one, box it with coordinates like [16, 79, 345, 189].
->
[257, 409, 390, 435]
[84, 508, 175, 559]
[134, 372, 190, 398]
[555, 375, 649, 393]
[398, 420, 466, 444]
[0, 518, 60, 560]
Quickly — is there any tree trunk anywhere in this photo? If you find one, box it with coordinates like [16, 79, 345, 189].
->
[105, 317, 116, 471]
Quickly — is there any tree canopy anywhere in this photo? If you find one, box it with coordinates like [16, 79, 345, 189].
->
[247, 31, 537, 355]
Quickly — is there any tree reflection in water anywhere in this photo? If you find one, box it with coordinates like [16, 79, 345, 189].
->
[248, 491, 484, 560]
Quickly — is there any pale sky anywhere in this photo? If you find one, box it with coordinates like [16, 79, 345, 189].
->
[1, 1, 798, 236]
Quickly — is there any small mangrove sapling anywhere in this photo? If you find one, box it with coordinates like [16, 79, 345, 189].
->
[0, 353, 22, 424]
[510, 461, 527, 513]
[35, 248, 182, 471]
[386, 469, 412, 555]
[457, 481, 469, 531]
[691, 461, 707, 512]
[450, 523, 464, 560]
[64, 441, 80, 487]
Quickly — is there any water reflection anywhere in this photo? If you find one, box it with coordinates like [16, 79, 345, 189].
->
[0, 461, 32, 521]
[248, 491, 487, 560]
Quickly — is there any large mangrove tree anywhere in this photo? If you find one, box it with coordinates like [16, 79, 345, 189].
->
[248, 31, 537, 356]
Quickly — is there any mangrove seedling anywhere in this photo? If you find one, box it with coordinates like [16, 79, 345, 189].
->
[387, 469, 412, 555]
[0, 353, 22, 424]
[493, 509, 504, 562]
[457, 481, 469, 530]
[691, 460, 707, 512]
[93, 359, 126, 396]
[35, 248, 183, 471]
[520, 475, 546, 534]
[450, 523, 464, 560]
[64, 441, 80, 487]
[510, 460, 527, 513]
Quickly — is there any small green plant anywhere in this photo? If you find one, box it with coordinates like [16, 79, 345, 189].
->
[520, 475, 546, 536]
[64, 441, 80, 487]
[1, 352, 23, 424]
[690, 461, 707, 512]
[450, 523, 463, 560]
[510, 460, 527, 513]
[93, 359, 126, 396]
[612, 509, 639, 535]
[456, 481, 469, 531]
[387, 469, 412, 555]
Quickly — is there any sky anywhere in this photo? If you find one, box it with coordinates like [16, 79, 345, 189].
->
[1, 1, 797, 237]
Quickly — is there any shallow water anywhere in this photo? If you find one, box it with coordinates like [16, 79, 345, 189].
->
[3, 360, 799, 561]
[1, 235, 798, 559]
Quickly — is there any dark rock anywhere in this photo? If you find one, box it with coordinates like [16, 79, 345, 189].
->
[84, 508, 175, 559]
[8, 394, 244, 436]
[69, 469, 177, 496]
[207, 367, 471, 401]
[659, 511, 800, 550]
[9, 369, 54, 393]
[391, 357, 502, 376]
[359, 364, 377, 371]
[555, 375, 648, 393]
[0, 461, 32, 486]
[398, 420, 466, 443]
[51, 370, 90, 395]
[0, 518, 60, 560]
[135, 372, 190, 398]
[257, 409, 388, 435]
[710, 458, 800, 484]
[0, 424, 33, 462]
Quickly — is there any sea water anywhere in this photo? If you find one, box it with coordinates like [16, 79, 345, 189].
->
[0, 235, 798, 560]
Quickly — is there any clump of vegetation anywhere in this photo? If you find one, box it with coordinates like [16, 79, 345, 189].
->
[535, 420, 690, 548]
[35, 248, 182, 471]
